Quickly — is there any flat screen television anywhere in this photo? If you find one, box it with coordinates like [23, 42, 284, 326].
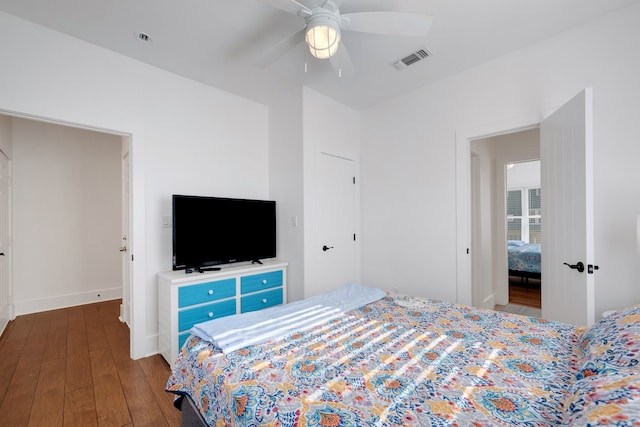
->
[172, 195, 276, 272]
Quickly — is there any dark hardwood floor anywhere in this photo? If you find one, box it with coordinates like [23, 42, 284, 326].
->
[508, 277, 541, 308]
[0, 299, 181, 427]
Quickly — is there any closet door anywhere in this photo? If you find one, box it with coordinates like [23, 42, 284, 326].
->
[312, 152, 357, 296]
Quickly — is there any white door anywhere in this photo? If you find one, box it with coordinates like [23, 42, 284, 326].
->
[120, 150, 131, 325]
[0, 151, 11, 334]
[540, 88, 595, 326]
[314, 152, 357, 296]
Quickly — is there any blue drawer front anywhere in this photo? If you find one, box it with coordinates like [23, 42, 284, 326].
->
[178, 332, 190, 350]
[241, 288, 283, 313]
[178, 278, 236, 308]
[241, 270, 283, 295]
[178, 299, 236, 332]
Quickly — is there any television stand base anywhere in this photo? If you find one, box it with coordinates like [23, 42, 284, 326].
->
[185, 267, 222, 274]
[197, 267, 222, 273]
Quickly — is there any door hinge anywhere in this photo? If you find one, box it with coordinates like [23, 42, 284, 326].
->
[353, 176, 356, 184]
[353, 234, 356, 241]
[131, 254, 134, 262]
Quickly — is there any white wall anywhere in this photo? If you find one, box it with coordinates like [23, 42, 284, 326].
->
[362, 3, 640, 316]
[0, 11, 269, 358]
[12, 118, 122, 313]
[268, 87, 305, 303]
[303, 88, 362, 297]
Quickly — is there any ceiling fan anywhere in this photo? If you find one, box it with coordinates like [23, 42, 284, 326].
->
[255, 0, 433, 76]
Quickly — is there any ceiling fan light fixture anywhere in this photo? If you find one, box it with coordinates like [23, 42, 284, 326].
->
[305, 16, 341, 59]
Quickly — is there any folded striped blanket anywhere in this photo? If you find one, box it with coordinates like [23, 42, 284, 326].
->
[190, 283, 386, 353]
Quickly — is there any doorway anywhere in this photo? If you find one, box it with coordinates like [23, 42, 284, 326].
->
[469, 127, 540, 313]
[0, 114, 131, 329]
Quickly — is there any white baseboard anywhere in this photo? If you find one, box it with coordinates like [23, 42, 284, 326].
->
[142, 333, 159, 359]
[13, 287, 122, 316]
[483, 293, 496, 309]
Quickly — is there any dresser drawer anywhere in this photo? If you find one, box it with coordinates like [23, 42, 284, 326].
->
[178, 299, 236, 331]
[240, 270, 283, 295]
[241, 288, 283, 313]
[178, 332, 190, 351]
[178, 278, 236, 308]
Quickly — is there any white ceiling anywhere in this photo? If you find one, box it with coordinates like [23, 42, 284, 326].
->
[1, 0, 638, 110]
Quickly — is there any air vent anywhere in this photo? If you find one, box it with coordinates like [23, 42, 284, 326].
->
[393, 49, 430, 70]
[134, 32, 152, 43]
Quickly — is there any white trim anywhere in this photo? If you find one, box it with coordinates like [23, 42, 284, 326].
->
[128, 128, 147, 359]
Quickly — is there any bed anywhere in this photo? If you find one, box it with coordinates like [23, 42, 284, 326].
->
[166, 284, 640, 426]
[508, 240, 542, 282]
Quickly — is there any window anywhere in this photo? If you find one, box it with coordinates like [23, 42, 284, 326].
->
[507, 187, 541, 243]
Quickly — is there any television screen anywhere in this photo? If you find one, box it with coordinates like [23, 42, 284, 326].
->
[172, 195, 276, 271]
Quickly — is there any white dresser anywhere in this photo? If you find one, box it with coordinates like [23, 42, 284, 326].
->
[158, 260, 287, 365]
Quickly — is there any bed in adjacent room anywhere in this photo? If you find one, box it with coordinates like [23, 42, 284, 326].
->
[508, 240, 542, 281]
[166, 284, 640, 426]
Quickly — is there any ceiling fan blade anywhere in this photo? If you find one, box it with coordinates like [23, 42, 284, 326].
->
[254, 28, 306, 68]
[320, 0, 344, 11]
[341, 12, 433, 37]
[257, 0, 312, 16]
[329, 43, 355, 80]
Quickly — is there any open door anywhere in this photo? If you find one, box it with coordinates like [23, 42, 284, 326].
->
[540, 88, 595, 326]
[0, 151, 10, 334]
[120, 146, 131, 325]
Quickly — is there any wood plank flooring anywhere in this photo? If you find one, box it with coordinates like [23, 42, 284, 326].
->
[508, 277, 541, 308]
[494, 277, 542, 318]
[0, 299, 181, 427]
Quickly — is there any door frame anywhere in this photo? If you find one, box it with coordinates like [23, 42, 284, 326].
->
[456, 111, 548, 305]
[0, 150, 12, 335]
[0, 107, 147, 360]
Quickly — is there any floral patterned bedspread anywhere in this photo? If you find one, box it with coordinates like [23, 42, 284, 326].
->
[166, 296, 640, 426]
